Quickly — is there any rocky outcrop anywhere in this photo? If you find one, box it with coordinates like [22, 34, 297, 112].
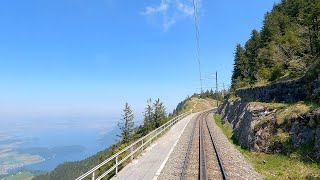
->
[290, 122, 314, 148]
[218, 100, 277, 152]
[218, 100, 320, 159]
[313, 109, 320, 160]
[315, 128, 320, 159]
[235, 75, 320, 103]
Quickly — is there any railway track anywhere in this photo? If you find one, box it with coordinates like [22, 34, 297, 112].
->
[180, 111, 228, 180]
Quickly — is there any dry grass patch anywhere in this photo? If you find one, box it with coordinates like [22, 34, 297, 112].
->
[276, 102, 312, 125]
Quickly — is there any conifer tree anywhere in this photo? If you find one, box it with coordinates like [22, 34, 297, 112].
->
[143, 98, 154, 134]
[117, 102, 134, 144]
[231, 44, 247, 89]
[245, 30, 261, 84]
[153, 98, 167, 128]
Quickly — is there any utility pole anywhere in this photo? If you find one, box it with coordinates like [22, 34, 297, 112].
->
[216, 71, 219, 108]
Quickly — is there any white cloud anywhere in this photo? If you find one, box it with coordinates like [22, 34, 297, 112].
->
[145, 1, 169, 15]
[142, 0, 201, 31]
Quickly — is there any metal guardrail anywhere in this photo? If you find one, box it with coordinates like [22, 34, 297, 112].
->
[76, 110, 192, 180]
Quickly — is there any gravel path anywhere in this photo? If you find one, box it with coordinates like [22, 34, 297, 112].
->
[158, 112, 262, 180]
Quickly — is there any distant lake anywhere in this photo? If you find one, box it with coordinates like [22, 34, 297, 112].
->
[0, 116, 124, 173]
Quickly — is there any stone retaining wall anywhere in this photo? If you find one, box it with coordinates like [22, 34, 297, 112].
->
[235, 76, 320, 103]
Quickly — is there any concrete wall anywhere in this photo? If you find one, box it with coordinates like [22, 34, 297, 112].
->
[235, 76, 320, 103]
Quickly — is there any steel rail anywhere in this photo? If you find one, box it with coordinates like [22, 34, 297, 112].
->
[205, 112, 228, 180]
[180, 112, 200, 180]
[199, 112, 207, 180]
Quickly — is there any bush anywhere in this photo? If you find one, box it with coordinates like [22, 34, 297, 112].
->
[269, 64, 284, 82]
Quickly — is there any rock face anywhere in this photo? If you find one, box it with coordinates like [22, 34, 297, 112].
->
[235, 75, 320, 103]
[313, 109, 320, 160]
[290, 122, 314, 148]
[218, 100, 320, 159]
[315, 128, 320, 159]
[218, 100, 277, 152]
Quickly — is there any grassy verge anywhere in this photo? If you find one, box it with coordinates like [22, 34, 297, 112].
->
[178, 97, 216, 114]
[248, 101, 319, 126]
[3, 171, 35, 180]
[214, 114, 320, 179]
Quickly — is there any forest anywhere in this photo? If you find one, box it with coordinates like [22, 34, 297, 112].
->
[231, 0, 320, 90]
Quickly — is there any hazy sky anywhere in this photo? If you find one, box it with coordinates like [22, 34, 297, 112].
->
[0, 0, 279, 120]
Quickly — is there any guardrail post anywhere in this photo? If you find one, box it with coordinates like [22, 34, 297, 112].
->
[142, 139, 144, 150]
[130, 146, 133, 161]
[92, 172, 95, 180]
[115, 156, 118, 175]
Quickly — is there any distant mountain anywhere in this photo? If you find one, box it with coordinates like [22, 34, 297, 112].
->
[32, 127, 120, 180]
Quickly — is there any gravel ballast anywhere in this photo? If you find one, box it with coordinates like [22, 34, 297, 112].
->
[158, 112, 261, 180]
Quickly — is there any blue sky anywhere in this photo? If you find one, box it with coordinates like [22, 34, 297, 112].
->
[0, 0, 279, 121]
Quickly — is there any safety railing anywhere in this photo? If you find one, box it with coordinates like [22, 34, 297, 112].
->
[76, 110, 192, 180]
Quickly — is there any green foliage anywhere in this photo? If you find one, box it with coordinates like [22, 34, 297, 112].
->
[31, 143, 119, 180]
[171, 97, 190, 116]
[153, 98, 167, 128]
[288, 58, 307, 78]
[142, 98, 168, 135]
[245, 30, 261, 84]
[269, 63, 284, 81]
[231, 0, 320, 89]
[213, 114, 233, 140]
[117, 102, 135, 144]
[231, 44, 248, 90]
[1, 171, 45, 180]
[190, 89, 224, 101]
[142, 98, 154, 134]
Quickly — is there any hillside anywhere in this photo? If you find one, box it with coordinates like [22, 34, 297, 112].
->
[231, 0, 320, 90]
[31, 143, 118, 180]
[172, 91, 222, 116]
[31, 96, 215, 180]
[220, 0, 320, 178]
[173, 97, 216, 115]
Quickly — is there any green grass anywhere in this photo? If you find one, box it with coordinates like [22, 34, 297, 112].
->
[214, 114, 233, 140]
[239, 149, 320, 179]
[4, 172, 34, 180]
[248, 102, 288, 109]
[248, 101, 316, 125]
[214, 114, 320, 179]
[179, 97, 216, 114]
[276, 102, 312, 125]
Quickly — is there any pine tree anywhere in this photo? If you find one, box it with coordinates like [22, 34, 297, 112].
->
[117, 102, 135, 144]
[231, 44, 248, 89]
[143, 98, 154, 134]
[153, 98, 167, 128]
[301, 0, 320, 55]
[245, 30, 261, 84]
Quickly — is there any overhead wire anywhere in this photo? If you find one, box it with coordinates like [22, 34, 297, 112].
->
[192, 0, 203, 93]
